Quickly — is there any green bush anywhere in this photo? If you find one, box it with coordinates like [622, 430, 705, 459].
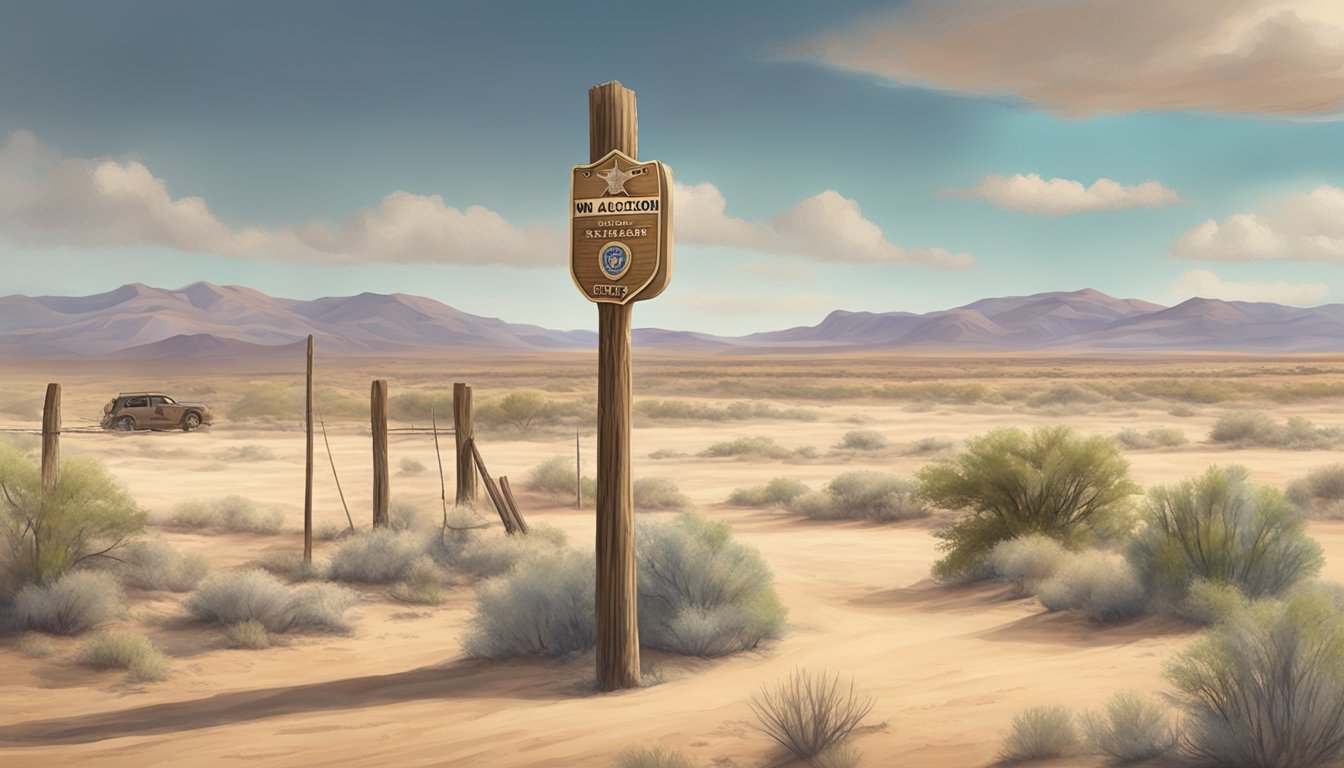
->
[837, 430, 889, 451]
[225, 619, 270, 649]
[77, 630, 169, 681]
[728, 477, 810, 508]
[789, 471, 927, 522]
[1115, 427, 1187, 449]
[998, 705, 1078, 763]
[1166, 585, 1344, 768]
[462, 548, 595, 659]
[1127, 466, 1323, 606]
[919, 427, 1137, 582]
[1287, 464, 1344, 518]
[187, 569, 356, 633]
[17, 570, 125, 635]
[1026, 383, 1103, 408]
[0, 442, 146, 590]
[229, 382, 363, 422]
[698, 436, 814, 461]
[633, 477, 691, 511]
[903, 437, 953, 456]
[170, 496, 284, 534]
[748, 669, 874, 762]
[1210, 412, 1344, 449]
[1180, 578, 1251, 626]
[118, 539, 209, 592]
[637, 514, 786, 657]
[634, 399, 818, 422]
[528, 456, 595, 501]
[1079, 691, 1178, 763]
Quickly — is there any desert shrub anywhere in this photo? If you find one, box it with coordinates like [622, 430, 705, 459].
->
[612, 745, 694, 768]
[1287, 464, 1344, 519]
[1210, 412, 1344, 449]
[389, 500, 430, 531]
[1027, 383, 1103, 408]
[637, 514, 785, 657]
[315, 523, 347, 541]
[1127, 465, 1323, 607]
[748, 669, 874, 762]
[1132, 379, 1247, 404]
[837, 429, 889, 451]
[728, 477, 811, 508]
[0, 443, 146, 590]
[1115, 428, 1187, 449]
[15, 632, 57, 657]
[118, 539, 208, 592]
[398, 457, 427, 475]
[169, 496, 284, 534]
[699, 436, 813, 460]
[1037, 551, 1146, 622]
[390, 557, 446, 604]
[635, 399, 818, 422]
[529, 456, 595, 501]
[463, 548, 595, 658]
[998, 705, 1078, 763]
[633, 477, 691, 511]
[258, 551, 328, 582]
[452, 525, 568, 579]
[919, 426, 1138, 582]
[1166, 585, 1344, 768]
[1079, 691, 1177, 763]
[1180, 578, 1251, 626]
[214, 444, 275, 462]
[329, 529, 429, 583]
[648, 448, 686, 460]
[229, 382, 363, 422]
[187, 569, 356, 633]
[986, 535, 1068, 592]
[494, 391, 550, 430]
[225, 619, 270, 649]
[903, 437, 953, 456]
[789, 471, 928, 522]
[77, 630, 169, 681]
[1169, 405, 1198, 417]
[386, 390, 455, 424]
[16, 570, 124, 635]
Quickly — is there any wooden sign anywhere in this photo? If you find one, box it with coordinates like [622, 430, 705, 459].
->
[570, 149, 672, 304]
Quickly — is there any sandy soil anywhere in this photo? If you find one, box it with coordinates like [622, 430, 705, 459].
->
[1, 355, 1343, 767]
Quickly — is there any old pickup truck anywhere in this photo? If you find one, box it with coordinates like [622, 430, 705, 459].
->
[101, 392, 213, 432]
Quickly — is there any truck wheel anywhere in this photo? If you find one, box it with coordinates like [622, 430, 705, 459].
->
[182, 412, 202, 431]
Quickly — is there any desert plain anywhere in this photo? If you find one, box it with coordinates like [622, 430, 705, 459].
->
[2, 351, 1344, 768]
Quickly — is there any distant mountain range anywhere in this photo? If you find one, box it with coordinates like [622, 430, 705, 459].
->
[0, 282, 1341, 359]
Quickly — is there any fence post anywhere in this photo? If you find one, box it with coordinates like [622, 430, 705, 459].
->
[371, 379, 389, 528]
[453, 382, 477, 506]
[304, 336, 314, 563]
[41, 383, 60, 492]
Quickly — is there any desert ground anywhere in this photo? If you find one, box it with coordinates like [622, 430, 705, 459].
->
[2, 352, 1344, 767]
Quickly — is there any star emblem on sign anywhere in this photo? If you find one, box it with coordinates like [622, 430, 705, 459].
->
[596, 158, 646, 195]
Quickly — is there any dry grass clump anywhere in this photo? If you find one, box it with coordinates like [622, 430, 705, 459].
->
[453, 526, 569, 579]
[389, 557, 447, 605]
[633, 477, 691, 511]
[229, 382, 364, 422]
[462, 547, 594, 659]
[748, 669, 874, 762]
[1037, 551, 1146, 622]
[17, 571, 124, 635]
[836, 429, 889, 451]
[225, 619, 270, 649]
[14, 633, 57, 657]
[612, 745, 695, 768]
[789, 472, 928, 522]
[998, 705, 1078, 763]
[170, 496, 284, 534]
[635, 399, 818, 422]
[397, 457, 427, 475]
[77, 630, 170, 681]
[528, 456, 595, 501]
[1209, 412, 1343, 449]
[903, 436, 953, 456]
[118, 538, 209, 592]
[187, 569, 356, 633]
[329, 529, 430, 583]
[699, 436, 816, 460]
[728, 477, 811, 508]
[1025, 383, 1104, 409]
[1079, 690, 1178, 763]
[1114, 427, 1187, 449]
[986, 535, 1068, 593]
[214, 444, 275, 462]
[1287, 464, 1344, 519]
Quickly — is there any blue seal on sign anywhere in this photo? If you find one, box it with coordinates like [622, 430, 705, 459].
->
[601, 242, 630, 279]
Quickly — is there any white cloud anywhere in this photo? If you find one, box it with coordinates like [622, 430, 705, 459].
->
[1173, 269, 1329, 305]
[674, 182, 974, 270]
[787, 0, 1344, 118]
[948, 174, 1182, 216]
[0, 130, 560, 267]
[1171, 185, 1344, 263]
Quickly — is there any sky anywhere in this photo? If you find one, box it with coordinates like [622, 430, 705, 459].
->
[1, 0, 1343, 335]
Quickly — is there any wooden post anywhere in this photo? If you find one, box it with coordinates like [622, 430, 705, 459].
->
[591, 81, 641, 690]
[469, 439, 515, 534]
[576, 429, 582, 510]
[41, 383, 60, 492]
[371, 379, 389, 528]
[499, 476, 529, 534]
[453, 382, 477, 506]
[304, 336, 314, 564]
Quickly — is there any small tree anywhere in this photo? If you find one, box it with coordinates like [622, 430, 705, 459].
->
[0, 442, 145, 591]
[917, 426, 1137, 581]
[497, 391, 548, 430]
[1127, 465, 1322, 605]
